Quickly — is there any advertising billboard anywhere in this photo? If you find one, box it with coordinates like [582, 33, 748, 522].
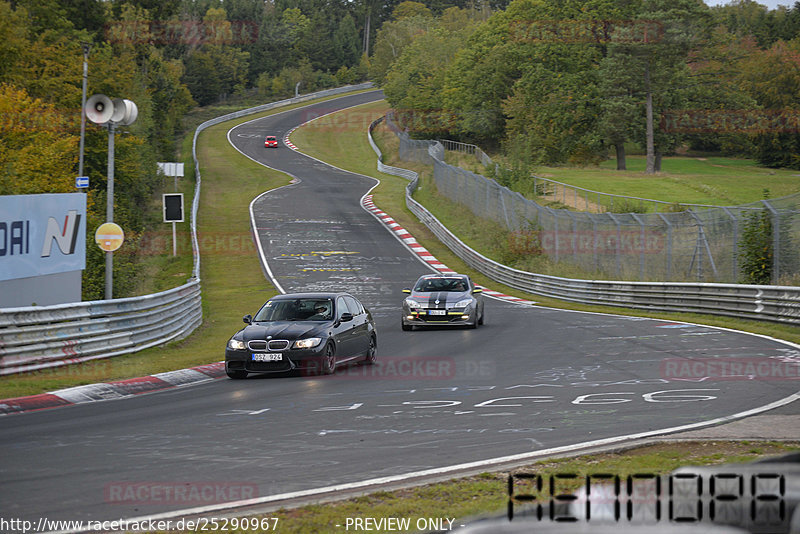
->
[0, 193, 86, 306]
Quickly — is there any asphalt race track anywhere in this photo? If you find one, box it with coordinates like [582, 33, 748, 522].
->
[1, 90, 798, 527]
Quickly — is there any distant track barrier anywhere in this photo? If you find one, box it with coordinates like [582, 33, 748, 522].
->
[368, 116, 800, 326]
[0, 83, 373, 376]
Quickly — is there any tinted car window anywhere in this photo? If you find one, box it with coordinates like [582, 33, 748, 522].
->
[254, 298, 333, 321]
[343, 296, 362, 315]
[336, 297, 349, 318]
[414, 277, 469, 292]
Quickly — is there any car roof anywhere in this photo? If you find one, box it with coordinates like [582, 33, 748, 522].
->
[415, 273, 469, 281]
[268, 292, 355, 300]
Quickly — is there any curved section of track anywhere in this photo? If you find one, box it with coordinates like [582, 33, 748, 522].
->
[1, 91, 797, 527]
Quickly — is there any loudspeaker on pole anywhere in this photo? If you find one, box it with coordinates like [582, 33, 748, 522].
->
[85, 94, 113, 124]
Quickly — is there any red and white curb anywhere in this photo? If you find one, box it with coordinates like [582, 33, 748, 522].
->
[0, 362, 226, 416]
[283, 128, 298, 150]
[362, 195, 536, 306]
[282, 107, 536, 306]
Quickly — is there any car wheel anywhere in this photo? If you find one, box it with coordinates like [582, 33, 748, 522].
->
[478, 309, 484, 326]
[226, 369, 247, 379]
[362, 335, 377, 365]
[320, 342, 336, 375]
[401, 321, 412, 331]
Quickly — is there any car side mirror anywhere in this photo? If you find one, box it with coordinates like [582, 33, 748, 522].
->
[472, 288, 483, 294]
[243, 314, 252, 324]
[340, 312, 353, 322]
[402, 288, 411, 294]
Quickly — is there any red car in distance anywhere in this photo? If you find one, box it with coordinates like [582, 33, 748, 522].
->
[265, 135, 279, 148]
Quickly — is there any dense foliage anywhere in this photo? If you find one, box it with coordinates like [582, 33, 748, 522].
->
[0, 0, 385, 299]
[374, 0, 800, 171]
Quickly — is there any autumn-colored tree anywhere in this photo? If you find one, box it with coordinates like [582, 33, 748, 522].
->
[0, 84, 78, 195]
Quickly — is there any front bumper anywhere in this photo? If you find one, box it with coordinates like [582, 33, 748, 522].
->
[402, 307, 476, 326]
[225, 343, 327, 374]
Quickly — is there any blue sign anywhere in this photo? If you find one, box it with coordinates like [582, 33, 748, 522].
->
[75, 176, 89, 188]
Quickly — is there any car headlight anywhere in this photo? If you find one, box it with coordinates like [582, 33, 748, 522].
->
[454, 299, 473, 308]
[228, 339, 246, 350]
[293, 337, 322, 349]
[405, 299, 422, 308]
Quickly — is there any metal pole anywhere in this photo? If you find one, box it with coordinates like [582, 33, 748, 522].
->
[657, 213, 672, 280]
[105, 122, 115, 300]
[722, 207, 738, 282]
[78, 43, 89, 186]
[608, 213, 621, 277]
[762, 200, 781, 284]
[589, 213, 598, 271]
[172, 221, 177, 257]
[553, 209, 560, 263]
[632, 213, 646, 280]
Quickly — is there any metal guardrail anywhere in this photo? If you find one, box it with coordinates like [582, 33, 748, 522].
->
[387, 113, 800, 285]
[0, 83, 374, 376]
[367, 116, 800, 325]
[0, 283, 202, 375]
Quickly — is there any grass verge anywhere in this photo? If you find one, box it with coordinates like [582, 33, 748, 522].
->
[290, 100, 800, 348]
[535, 156, 800, 207]
[159, 441, 799, 533]
[0, 89, 376, 399]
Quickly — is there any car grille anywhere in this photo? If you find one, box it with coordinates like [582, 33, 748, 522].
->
[247, 340, 267, 351]
[247, 360, 293, 372]
[247, 340, 290, 351]
[419, 315, 460, 322]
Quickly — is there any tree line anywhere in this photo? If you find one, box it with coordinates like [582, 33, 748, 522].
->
[373, 0, 800, 173]
[1, 0, 491, 300]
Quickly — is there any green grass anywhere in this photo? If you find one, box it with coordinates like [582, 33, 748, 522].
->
[152, 441, 799, 533]
[536, 155, 800, 209]
[0, 90, 374, 400]
[289, 100, 800, 348]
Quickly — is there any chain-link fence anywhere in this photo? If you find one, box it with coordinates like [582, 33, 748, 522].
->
[386, 114, 800, 284]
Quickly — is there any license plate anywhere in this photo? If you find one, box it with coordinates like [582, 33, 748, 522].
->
[252, 353, 282, 362]
[427, 310, 446, 316]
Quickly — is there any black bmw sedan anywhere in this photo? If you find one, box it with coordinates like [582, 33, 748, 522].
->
[225, 292, 377, 379]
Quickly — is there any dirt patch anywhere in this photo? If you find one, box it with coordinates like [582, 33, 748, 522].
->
[538, 182, 605, 213]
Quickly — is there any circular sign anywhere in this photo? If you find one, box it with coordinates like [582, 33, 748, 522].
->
[95, 222, 124, 252]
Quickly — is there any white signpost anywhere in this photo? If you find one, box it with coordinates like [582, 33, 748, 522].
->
[157, 162, 184, 190]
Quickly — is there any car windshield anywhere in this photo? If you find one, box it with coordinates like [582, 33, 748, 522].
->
[253, 298, 333, 321]
[414, 278, 468, 292]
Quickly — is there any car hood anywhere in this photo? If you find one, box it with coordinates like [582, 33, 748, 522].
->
[242, 322, 325, 341]
[407, 290, 472, 307]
